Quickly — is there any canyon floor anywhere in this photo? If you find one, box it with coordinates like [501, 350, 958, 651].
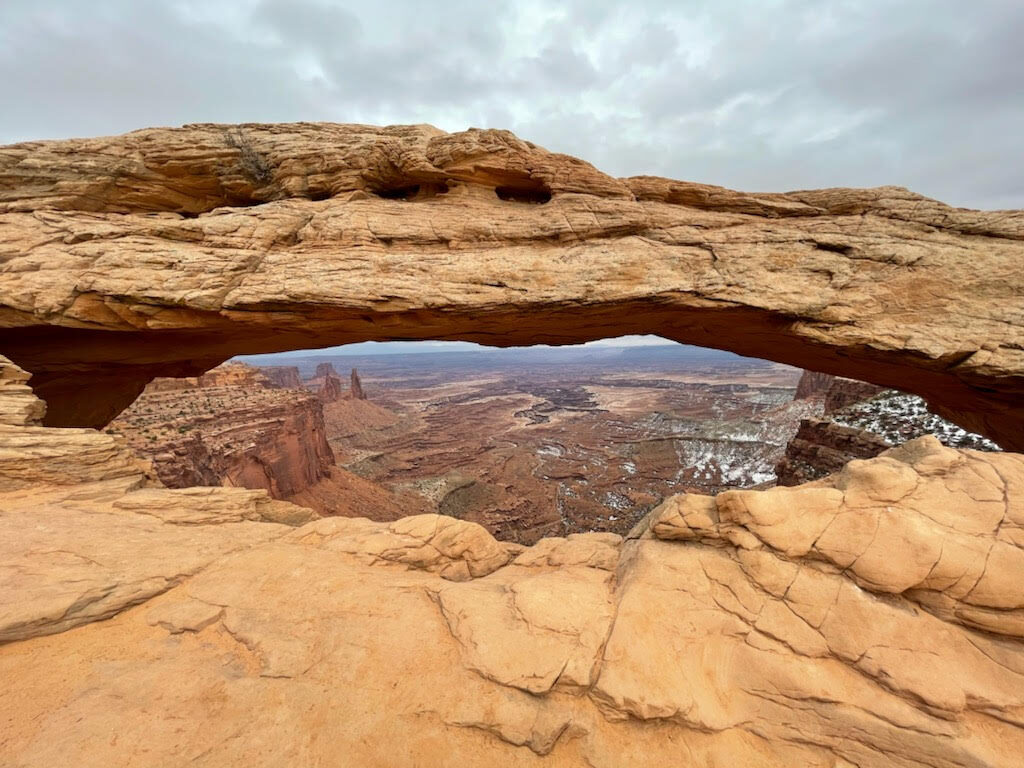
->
[245, 344, 817, 543]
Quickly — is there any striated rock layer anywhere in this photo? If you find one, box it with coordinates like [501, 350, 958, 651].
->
[0, 124, 1021, 449]
[3, 355, 1024, 765]
[108, 382, 335, 498]
[106, 367, 415, 520]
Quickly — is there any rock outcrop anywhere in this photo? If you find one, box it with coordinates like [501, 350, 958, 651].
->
[106, 364, 419, 521]
[350, 367, 366, 400]
[107, 379, 335, 501]
[774, 418, 894, 485]
[0, 355, 319, 645]
[0, 124, 1021, 450]
[823, 376, 886, 413]
[777, 385, 1001, 485]
[0, 355, 45, 426]
[3, 362, 1024, 766]
[144, 361, 272, 392]
[793, 369, 833, 400]
[316, 372, 343, 403]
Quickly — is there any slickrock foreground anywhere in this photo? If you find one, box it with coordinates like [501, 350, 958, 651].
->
[2, 355, 1024, 766]
[0, 124, 1022, 449]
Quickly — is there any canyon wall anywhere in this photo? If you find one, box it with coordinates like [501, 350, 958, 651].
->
[777, 376, 1000, 485]
[108, 382, 335, 502]
[0, 125, 1021, 449]
[108, 362, 418, 520]
[793, 369, 832, 400]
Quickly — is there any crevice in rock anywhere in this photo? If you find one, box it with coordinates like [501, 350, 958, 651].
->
[495, 182, 552, 204]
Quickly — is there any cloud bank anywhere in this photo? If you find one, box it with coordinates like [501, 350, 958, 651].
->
[1, 0, 1021, 209]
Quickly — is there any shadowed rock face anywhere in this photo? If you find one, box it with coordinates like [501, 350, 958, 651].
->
[0, 124, 1021, 447]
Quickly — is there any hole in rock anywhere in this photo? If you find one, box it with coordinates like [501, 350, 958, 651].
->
[103, 337, 999, 546]
[813, 241, 853, 255]
[372, 183, 449, 201]
[495, 183, 552, 204]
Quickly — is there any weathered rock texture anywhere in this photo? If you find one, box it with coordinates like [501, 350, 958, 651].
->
[0, 355, 45, 426]
[4, 389, 1024, 765]
[823, 375, 886, 413]
[0, 355, 318, 644]
[144, 361, 273, 392]
[0, 124, 1021, 449]
[793, 369, 834, 400]
[105, 370, 414, 520]
[108, 380, 334, 496]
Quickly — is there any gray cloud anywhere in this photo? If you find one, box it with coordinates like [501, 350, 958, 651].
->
[1, 0, 1021, 208]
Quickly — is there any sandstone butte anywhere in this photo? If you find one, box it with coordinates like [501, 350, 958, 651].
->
[0, 124, 1023, 767]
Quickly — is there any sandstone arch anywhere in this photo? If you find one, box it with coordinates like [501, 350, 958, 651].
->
[0, 124, 1021, 448]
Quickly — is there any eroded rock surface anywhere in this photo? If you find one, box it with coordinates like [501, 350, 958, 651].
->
[2, 354, 1024, 766]
[0, 124, 1021, 449]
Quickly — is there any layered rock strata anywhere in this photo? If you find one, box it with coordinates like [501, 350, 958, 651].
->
[105, 363, 417, 520]
[107, 384, 335, 499]
[0, 124, 1021, 450]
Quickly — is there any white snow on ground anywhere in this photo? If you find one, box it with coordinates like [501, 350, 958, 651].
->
[832, 391, 1001, 451]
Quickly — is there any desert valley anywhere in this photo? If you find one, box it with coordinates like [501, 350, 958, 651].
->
[104, 342, 998, 545]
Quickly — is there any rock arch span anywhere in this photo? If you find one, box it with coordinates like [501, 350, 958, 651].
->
[0, 124, 1021, 448]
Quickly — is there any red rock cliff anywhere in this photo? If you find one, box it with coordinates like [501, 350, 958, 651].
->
[107, 384, 334, 505]
[793, 370, 833, 400]
[260, 366, 303, 389]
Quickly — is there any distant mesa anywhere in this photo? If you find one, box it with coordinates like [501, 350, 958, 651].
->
[261, 366, 303, 389]
[315, 362, 339, 379]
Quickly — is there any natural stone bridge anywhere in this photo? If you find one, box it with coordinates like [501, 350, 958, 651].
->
[1, 124, 1022, 448]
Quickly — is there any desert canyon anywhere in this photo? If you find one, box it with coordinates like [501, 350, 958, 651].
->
[1, 123, 1023, 766]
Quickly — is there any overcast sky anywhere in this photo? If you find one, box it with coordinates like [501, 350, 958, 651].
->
[2, 1, 1020, 356]
[2, 0, 1022, 210]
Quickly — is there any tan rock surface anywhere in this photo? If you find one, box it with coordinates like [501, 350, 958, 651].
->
[0, 124, 1021, 449]
[0, 356, 45, 427]
[2, 424, 1024, 765]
